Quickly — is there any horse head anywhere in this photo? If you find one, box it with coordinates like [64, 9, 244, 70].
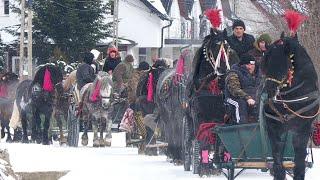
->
[90, 71, 113, 109]
[262, 32, 299, 99]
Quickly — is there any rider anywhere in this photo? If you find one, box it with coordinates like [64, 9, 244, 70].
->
[224, 53, 260, 124]
[76, 52, 96, 94]
[103, 46, 121, 75]
[227, 19, 255, 57]
[112, 54, 134, 97]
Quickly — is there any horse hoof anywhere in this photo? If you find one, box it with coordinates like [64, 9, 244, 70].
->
[6, 137, 13, 143]
[42, 140, 50, 145]
[99, 139, 106, 147]
[1, 131, 5, 139]
[81, 134, 88, 146]
[104, 138, 111, 147]
[93, 139, 100, 147]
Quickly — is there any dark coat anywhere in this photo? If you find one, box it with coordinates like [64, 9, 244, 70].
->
[76, 63, 96, 90]
[103, 57, 121, 72]
[227, 33, 255, 57]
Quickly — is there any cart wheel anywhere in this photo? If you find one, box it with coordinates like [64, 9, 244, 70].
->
[192, 140, 200, 174]
[228, 167, 235, 180]
[67, 102, 79, 147]
[182, 116, 191, 171]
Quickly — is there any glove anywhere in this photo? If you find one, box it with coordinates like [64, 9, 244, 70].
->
[247, 98, 256, 106]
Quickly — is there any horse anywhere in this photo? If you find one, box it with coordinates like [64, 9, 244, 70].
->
[0, 72, 19, 142]
[155, 49, 193, 163]
[80, 71, 113, 147]
[14, 64, 64, 145]
[261, 32, 319, 180]
[182, 27, 239, 174]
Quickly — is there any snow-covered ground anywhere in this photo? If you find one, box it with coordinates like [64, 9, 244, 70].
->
[0, 141, 319, 180]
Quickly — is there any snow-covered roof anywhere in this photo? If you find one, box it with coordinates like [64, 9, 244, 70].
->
[140, 0, 171, 20]
[97, 37, 137, 46]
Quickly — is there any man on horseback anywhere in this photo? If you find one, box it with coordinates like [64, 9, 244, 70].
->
[227, 19, 255, 57]
[112, 54, 134, 97]
[224, 53, 260, 124]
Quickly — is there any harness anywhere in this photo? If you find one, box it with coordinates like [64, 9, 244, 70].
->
[264, 54, 320, 123]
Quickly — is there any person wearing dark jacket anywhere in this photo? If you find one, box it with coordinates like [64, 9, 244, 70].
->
[224, 54, 260, 124]
[227, 19, 255, 57]
[248, 33, 272, 68]
[76, 52, 96, 91]
[103, 47, 121, 74]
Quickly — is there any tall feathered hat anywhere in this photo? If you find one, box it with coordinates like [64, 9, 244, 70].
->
[284, 10, 307, 36]
[205, 9, 222, 29]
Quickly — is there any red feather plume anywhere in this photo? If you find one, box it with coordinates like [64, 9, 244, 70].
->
[205, 9, 222, 29]
[284, 10, 307, 33]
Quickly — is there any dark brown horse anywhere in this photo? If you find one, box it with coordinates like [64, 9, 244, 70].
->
[0, 72, 19, 142]
[261, 32, 319, 180]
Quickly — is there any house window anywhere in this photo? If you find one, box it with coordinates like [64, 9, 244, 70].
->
[4, 0, 9, 15]
[139, 48, 147, 63]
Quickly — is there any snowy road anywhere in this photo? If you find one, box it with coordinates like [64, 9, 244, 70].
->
[0, 142, 319, 180]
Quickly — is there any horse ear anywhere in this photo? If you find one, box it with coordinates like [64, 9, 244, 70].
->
[223, 28, 228, 39]
[280, 31, 285, 39]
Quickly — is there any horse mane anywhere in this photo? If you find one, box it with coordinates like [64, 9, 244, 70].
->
[88, 72, 112, 99]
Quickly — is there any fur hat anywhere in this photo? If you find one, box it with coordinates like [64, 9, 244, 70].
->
[257, 33, 272, 45]
[239, 53, 255, 65]
[232, 19, 245, 30]
[125, 55, 134, 63]
[108, 47, 118, 55]
[83, 52, 94, 65]
[138, 61, 150, 71]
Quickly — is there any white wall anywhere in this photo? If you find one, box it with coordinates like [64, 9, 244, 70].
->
[165, 0, 181, 39]
[118, 0, 163, 47]
[191, 0, 202, 39]
[0, 0, 20, 43]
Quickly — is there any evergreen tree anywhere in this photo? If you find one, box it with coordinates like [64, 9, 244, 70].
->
[11, 0, 113, 64]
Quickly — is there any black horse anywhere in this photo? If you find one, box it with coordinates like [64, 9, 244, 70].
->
[262, 32, 319, 180]
[15, 64, 64, 145]
[183, 28, 239, 173]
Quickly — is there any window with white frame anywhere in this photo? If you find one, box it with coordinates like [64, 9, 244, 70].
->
[138, 48, 147, 63]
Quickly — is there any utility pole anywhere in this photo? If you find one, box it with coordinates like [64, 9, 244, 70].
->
[27, 3, 33, 79]
[112, 0, 119, 48]
[19, 0, 26, 78]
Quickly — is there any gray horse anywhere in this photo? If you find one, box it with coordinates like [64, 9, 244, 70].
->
[80, 71, 113, 147]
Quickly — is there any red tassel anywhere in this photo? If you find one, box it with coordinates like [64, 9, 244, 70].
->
[208, 79, 221, 95]
[205, 9, 222, 29]
[284, 10, 307, 34]
[313, 122, 320, 146]
[43, 68, 54, 92]
[147, 72, 154, 102]
[174, 56, 185, 84]
[90, 80, 101, 102]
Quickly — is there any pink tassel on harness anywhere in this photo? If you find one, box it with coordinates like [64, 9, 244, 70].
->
[43, 68, 54, 92]
[90, 80, 101, 102]
[174, 56, 185, 84]
[147, 72, 154, 102]
[0, 84, 8, 97]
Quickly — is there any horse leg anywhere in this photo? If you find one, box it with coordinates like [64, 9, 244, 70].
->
[92, 116, 99, 147]
[21, 110, 29, 143]
[292, 125, 311, 180]
[56, 113, 67, 145]
[99, 118, 106, 147]
[104, 116, 112, 147]
[42, 110, 52, 145]
[266, 120, 286, 180]
[32, 109, 42, 144]
[81, 116, 89, 146]
[5, 122, 12, 143]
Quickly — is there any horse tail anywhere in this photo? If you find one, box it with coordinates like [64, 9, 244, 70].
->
[9, 99, 21, 130]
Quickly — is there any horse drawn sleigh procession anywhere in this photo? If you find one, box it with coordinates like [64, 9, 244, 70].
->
[1, 8, 320, 180]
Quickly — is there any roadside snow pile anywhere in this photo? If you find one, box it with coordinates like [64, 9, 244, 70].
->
[0, 149, 19, 180]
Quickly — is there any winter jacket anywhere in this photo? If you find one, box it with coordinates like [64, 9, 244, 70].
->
[76, 63, 96, 90]
[227, 33, 255, 57]
[103, 57, 121, 73]
[224, 64, 260, 123]
[112, 61, 134, 91]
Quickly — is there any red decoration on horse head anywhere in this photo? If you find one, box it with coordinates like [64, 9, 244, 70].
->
[284, 10, 307, 35]
[313, 122, 320, 146]
[90, 80, 101, 102]
[147, 72, 154, 102]
[205, 9, 222, 29]
[43, 68, 54, 92]
[174, 55, 185, 84]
